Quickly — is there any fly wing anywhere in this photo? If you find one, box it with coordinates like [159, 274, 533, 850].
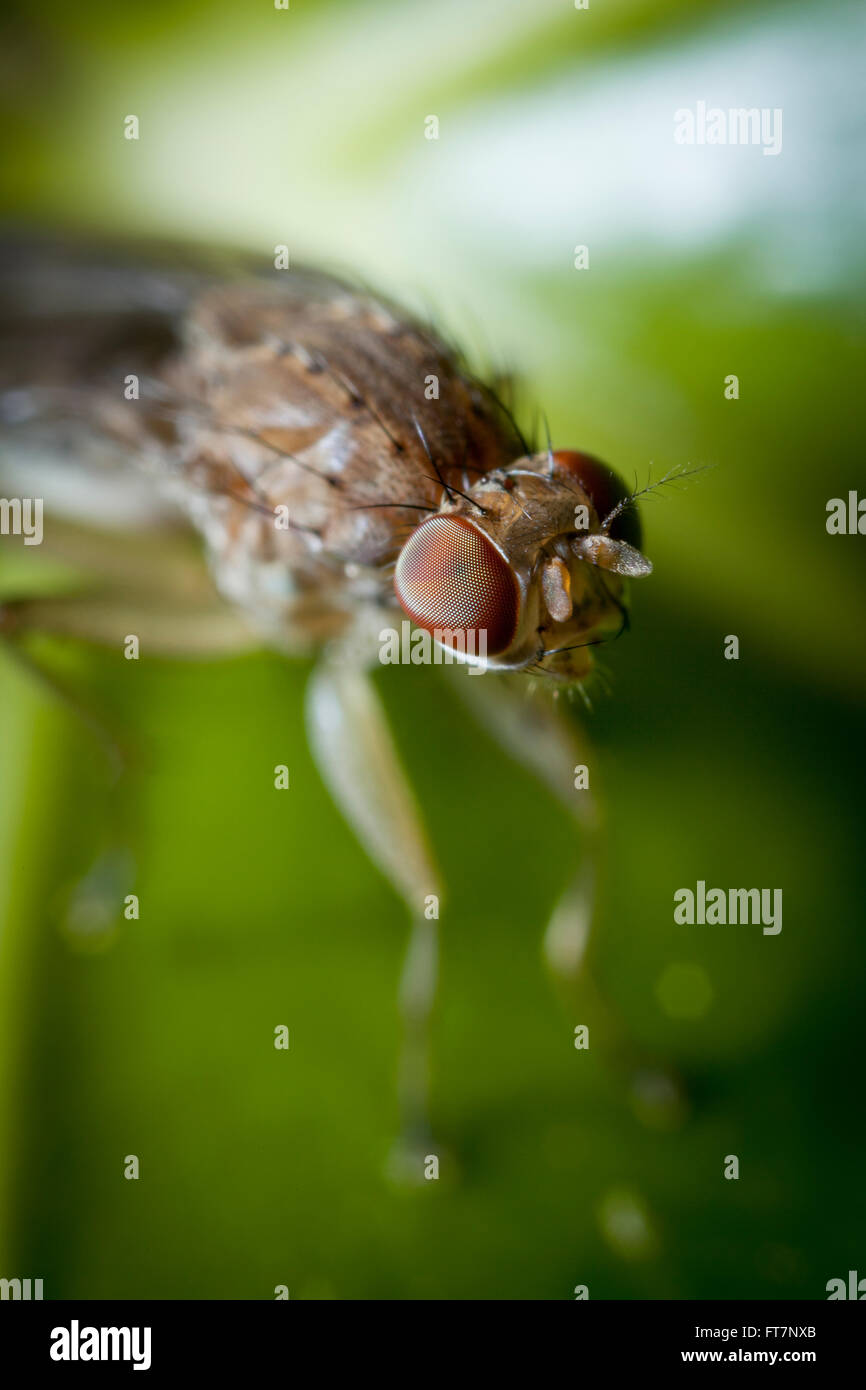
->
[0, 235, 236, 644]
[0, 233, 218, 528]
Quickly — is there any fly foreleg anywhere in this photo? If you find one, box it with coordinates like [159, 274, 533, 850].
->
[452, 671, 685, 1112]
[305, 641, 443, 1181]
[448, 668, 649, 1065]
[450, 670, 600, 975]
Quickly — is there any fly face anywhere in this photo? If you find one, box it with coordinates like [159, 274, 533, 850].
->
[394, 448, 652, 680]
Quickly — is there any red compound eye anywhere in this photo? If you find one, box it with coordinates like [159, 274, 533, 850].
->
[395, 515, 518, 656]
[552, 450, 642, 550]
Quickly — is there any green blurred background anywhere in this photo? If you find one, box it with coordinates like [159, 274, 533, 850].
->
[1, 0, 864, 1299]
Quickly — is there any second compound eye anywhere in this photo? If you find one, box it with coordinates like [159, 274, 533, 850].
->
[552, 450, 643, 550]
[394, 515, 519, 655]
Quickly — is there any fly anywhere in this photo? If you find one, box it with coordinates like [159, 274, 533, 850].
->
[0, 235, 681, 1176]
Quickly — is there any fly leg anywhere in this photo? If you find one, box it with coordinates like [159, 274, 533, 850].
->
[0, 545, 268, 768]
[450, 669, 672, 1088]
[305, 644, 443, 1180]
[450, 670, 599, 970]
[0, 578, 259, 752]
[0, 577, 258, 772]
[0, 590, 257, 657]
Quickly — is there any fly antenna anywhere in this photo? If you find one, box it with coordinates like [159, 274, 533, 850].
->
[600, 461, 714, 534]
